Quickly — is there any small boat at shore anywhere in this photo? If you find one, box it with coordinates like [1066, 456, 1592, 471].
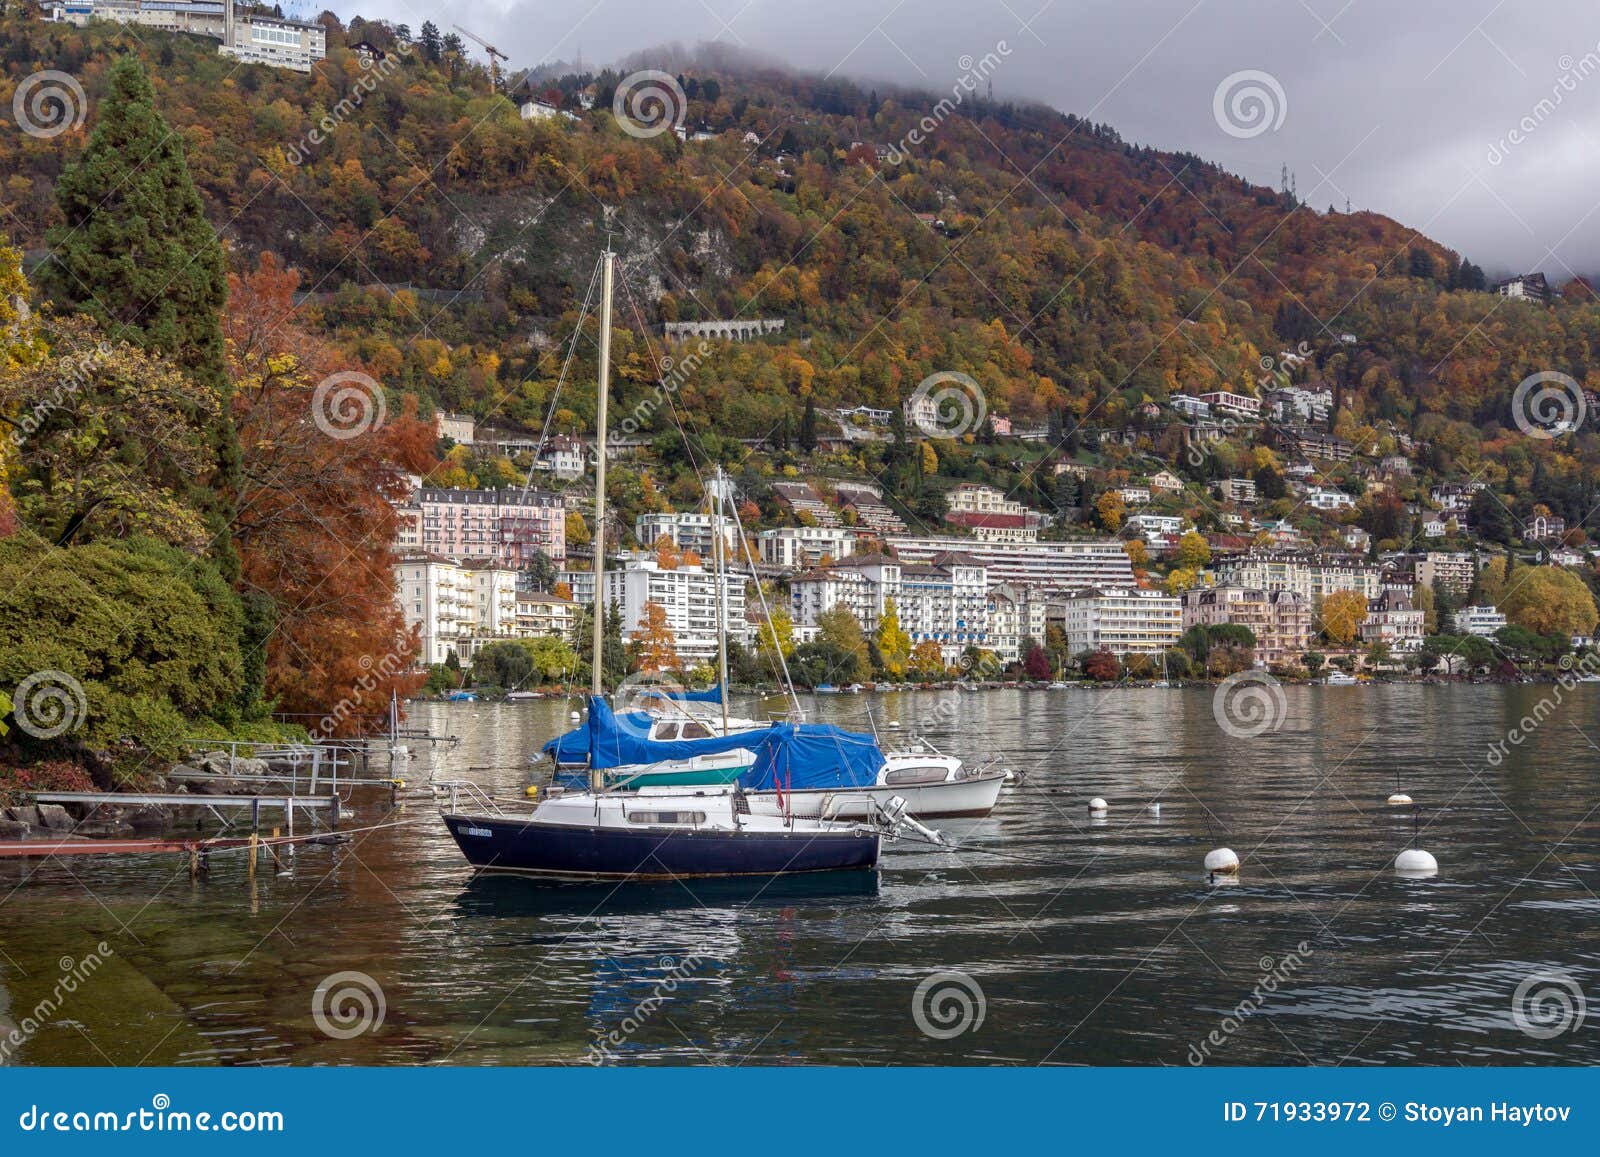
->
[1322, 670, 1359, 685]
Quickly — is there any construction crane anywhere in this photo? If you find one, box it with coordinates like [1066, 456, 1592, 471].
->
[452, 24, 508, 90]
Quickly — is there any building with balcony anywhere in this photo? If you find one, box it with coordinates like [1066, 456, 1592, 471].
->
[1214, 550, 1381, 601]
[1048, 587, 1182, 658]
[601, 560, 749, 665]
[1181, 586, 1312, 665]
[888, 535, 1135, 590]
[757, 526, 859, 570]
[397, 487, 567, 569]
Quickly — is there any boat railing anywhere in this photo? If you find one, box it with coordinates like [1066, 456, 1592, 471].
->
[435, 779, 505, 816]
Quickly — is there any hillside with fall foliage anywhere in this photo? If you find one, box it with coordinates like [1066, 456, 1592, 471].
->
[4, 10, 1600, 536]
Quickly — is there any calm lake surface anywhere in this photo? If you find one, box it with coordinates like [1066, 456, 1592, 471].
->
[2, 684, 1597, 1066]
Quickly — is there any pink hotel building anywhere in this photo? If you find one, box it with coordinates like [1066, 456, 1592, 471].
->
[398, 488, 567, 568]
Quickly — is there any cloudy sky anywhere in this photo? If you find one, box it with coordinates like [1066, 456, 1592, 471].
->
[347, 0, 1600, 277]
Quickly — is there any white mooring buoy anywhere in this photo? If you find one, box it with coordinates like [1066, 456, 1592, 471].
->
[1395, 847, 1438, 874]
[1387, 793, 1413, 806]
[569, 711, 581, 723]
[1087, 797, 1108, 814]
[1204, 847, 1240, 875]
[888, 720, 901, 729]
[1394, 806, 1437, 876]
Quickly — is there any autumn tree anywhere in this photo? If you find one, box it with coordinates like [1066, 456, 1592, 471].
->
[224, 254, 434, 731]
[907, 640, 948, 680]
[631, 600, 680, 673]
[875, 597, 911, 676]
[754, 607, 796, 664]
[1175, 531, 1211, 569]
[1500, 567, 1598, 636]
[1318, 589, 1370, 644]
[1095, 491, 1126, 531]
[653, 534, 682, 569]
[1082, 648, 1122, 681]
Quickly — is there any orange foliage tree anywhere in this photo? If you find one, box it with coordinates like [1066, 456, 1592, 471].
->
[225, 254, 436, 734]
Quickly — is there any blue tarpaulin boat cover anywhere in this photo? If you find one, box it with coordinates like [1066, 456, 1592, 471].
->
[738, 723, 885, 792]
[639, 683, 724, 704]
[547, 696, 761, 770]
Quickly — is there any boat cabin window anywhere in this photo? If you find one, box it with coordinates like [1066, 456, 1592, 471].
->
[626, 810, 707, 825]
[883, 766, 949, 785]
[680, 721, 714, 739]
[652, 722, 680, 741]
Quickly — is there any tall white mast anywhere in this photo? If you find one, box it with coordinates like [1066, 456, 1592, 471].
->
[710, 466, 731, 731]
[588, 250, 614, 791]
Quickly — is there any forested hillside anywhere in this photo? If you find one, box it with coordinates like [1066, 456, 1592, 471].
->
[3, 10, 1600, 527]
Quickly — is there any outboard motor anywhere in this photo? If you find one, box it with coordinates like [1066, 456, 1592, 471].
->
[871, 795, 945, 846]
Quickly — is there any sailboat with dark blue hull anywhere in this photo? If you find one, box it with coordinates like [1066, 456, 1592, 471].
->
[437, 249, 916, 883]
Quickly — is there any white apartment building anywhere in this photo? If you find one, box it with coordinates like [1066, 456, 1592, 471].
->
[1124, 514, 1187, 544]
[516, 591, 578, 639]
[532, 435, 587, 481]
[435, 412, 476, 445]
[1452, 605, 1507, 636]
[49, 1, 326, 70]
[888, 535, 1135, 590]
[987, 584, 1050, 663]
[395, 553, 528, 665]
[1412, 551, 1481, 596]
[1197, 391, 1262, 420]
[790, 553, 989, 663]
[1360, 590, 1425, 652]
[1268, 387, 1333, 424]
[1215, 551, 1382, 601]
[1220, 478, 1257, 504]
[946, 483, 1028, 517]
[602, 561, 749, 665]
[1170, 395, 1212, 420]
[1049, 587, 1182, 658]
[1304, 486, 1356, 511]
[636, 511, 718, 557]
[757, 526, 858, 569]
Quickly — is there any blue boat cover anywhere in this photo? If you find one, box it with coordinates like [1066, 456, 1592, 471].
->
[639, 682, 725, 704]
[737, 722, 885, 792]
[549, 696, 760, 770]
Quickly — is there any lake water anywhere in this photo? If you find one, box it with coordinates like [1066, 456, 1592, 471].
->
[2, 684, 1597, 1066]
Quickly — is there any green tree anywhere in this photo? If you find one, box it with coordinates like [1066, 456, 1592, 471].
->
[39, 57, 235, 572]
[798, 395, 818, 454]
[817, 605, 871, 682]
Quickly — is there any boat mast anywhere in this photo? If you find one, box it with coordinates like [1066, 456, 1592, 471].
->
[589, 249, 614, 793]
[711, 466, 731, 731]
